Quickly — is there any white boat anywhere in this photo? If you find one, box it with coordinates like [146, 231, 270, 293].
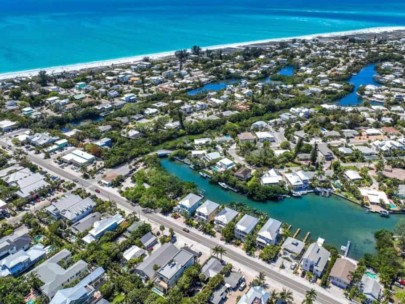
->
[379, 210, 390, 217]
[218, 182, 228, 190]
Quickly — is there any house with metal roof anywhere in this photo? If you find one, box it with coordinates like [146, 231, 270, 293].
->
[237, 286, 270, 304]
[0, 232, 31, 260]
[46, 194, 96, 223]
[14, 173, 50, 199]
[140, 232, 157, 250]
[71, 212, 102, 235]
[49, 267, 105, 304]
[154, 249, 195, 293]
[201, 257, 224, 280]
[82, 214, 124, 244]
[31, 249, 88, 299]
[177, 193, 203, 215]
[123, 245, 146, 262]
[256, 218, 281, 248]
[135, 243, 179, 281]
[235, 214, 259, 241]
[0, 244, 46, 277]
[301, 242, 331, 277]
[317, 143, 334, 161]
[361, 274, 382, 302]
[196, 200, 220, 222]
[214, 208, 239, 230]
[281, 237, 305, 258]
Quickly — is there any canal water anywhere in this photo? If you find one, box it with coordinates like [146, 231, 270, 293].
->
[337, 64, 380, 106]
[161, 159, 400, 259]
[187, 63, 379, 108]
[187, 66, 295, 96]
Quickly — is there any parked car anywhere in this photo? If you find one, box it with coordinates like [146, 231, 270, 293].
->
[95, 189, 101, 193]
[239, 282, 246, 291]
[290, 262, 297, 270]
[182, 228, 190, 233]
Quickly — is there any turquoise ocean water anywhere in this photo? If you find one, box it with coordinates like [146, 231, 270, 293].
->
[1, 0, 405, 73]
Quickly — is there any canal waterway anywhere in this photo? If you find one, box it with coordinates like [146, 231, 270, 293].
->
[336, 64, 381, 106]
[161, 158, 400, 259]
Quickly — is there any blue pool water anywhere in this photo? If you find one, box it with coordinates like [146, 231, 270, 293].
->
[1, 0, 405, 73]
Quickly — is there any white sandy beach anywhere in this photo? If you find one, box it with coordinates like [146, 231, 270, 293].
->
[1, 26, 405, 81]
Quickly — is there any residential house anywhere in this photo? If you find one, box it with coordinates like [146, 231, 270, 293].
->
[344, 170, 362, 181]
[317, 144, 334, 161]
[71, 212, 102, 235]
[154, 249, 195, 293]
[196, 200, 220, 222]
[61, 150, 95, 167]
[135, 244, 180, 281]
[261, 169, 283, 186]
[177, 193, 203, 215]
[216, 158, 235, 171]
[201, 258, 224, 280]
[237, 286, 270, 304]
[123, 245, 146, 263]
[205, 152, 222, 162]
[31, 249, 88, 299]
[284, 172, 306, 191]
[49, 267, 105, 304]
[256, 218, 281, 248]
[235, 214, 259, 241]
[0, 232, 31, 259]
[46, 194, 96, 223]
[214, 208, 239, 230]
[281, 237, 305, 259]
[234, 167, 252, 181]
[329, 258, 356, 289]
[361, 274, 382, 303]
[140, 232, 158, 250]
[237, 132, 256, 143]
[82, 214, 124, 244]
[0, 120, 19, 132]
[0, 244, 46, 277]
[255, 132, 275, 143]
[301, 242, 330, 277]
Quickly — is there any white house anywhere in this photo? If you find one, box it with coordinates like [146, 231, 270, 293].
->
[177, 193, 203, 215]
[235, 214, 259, 241]
[301, 242, 330, 277]
[256, 218, 281, 248]
[214, 208, 239, 230]
[195, 200, 220, 222]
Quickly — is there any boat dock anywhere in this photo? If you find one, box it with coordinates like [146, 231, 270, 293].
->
[292, 228, 301, 238]
[341, 240, 351, 257]
[303, 232, 311, 242]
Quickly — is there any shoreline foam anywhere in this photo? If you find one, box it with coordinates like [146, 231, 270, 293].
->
[1, 26, 405, 80]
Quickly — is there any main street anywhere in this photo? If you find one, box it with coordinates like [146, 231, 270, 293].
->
[0, 138, 348, 304]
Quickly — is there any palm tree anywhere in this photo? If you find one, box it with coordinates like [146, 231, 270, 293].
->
[268, 291, 279, 304]
[174, 49, 189, 71]
[302, 289, 317, 304]
[251, 272, 268, 289]
[279, 288, 294, 304]
[191, 45, 202, 61]
[211, 245, 226, 260]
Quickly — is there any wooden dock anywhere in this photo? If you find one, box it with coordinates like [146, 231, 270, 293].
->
[303, 232, 311, 242]
[292, 228, 301, 238]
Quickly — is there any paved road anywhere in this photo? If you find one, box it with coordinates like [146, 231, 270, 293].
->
[0, 139, 347, 304]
